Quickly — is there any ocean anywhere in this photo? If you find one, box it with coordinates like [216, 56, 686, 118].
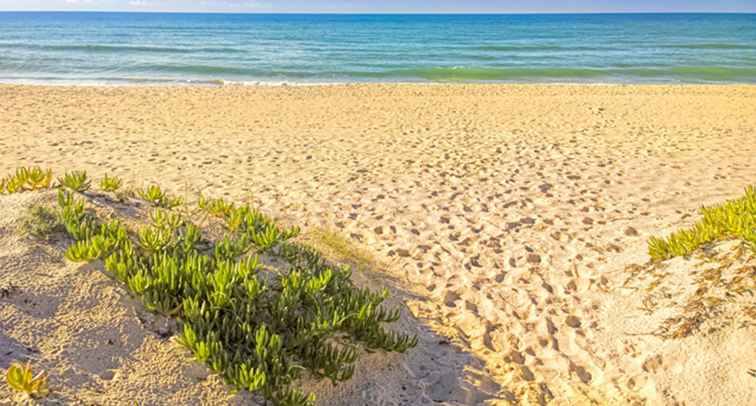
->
[1, 12, 755, 85]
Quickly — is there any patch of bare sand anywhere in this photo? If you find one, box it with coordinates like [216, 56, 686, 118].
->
[596, 241, 755, 405]
[1, 84, 756, 404]
[0, 191, 243, 405]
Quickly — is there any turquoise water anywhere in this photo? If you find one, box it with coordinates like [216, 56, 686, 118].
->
[1, 12, 755, 84]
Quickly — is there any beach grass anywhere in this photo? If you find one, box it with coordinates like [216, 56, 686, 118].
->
[305, 227, 378, 272]
[18, 204, 61, 240]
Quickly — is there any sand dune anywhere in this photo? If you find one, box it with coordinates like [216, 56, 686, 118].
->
[1, 84, 755, 404]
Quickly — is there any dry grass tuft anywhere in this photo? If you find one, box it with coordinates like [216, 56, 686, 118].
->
[304, 228, 378, 271]
[18, 204, 62, 240]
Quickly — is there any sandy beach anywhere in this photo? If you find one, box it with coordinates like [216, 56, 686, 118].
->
[1, 83, 755, 405]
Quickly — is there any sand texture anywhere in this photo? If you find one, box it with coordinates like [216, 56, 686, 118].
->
[1, 84, 756, 405]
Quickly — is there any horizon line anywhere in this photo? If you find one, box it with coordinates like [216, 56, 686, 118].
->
[1, 10, 755, 15]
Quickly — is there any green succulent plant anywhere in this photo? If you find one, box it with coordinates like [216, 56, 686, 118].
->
[251, 225, 282, 252]
[0, 174, 21, 194]
[1, 167, 53, 194]
[150, 208, 184, 232]
[138, 225, 174, 253]
[6, 362, 49, 398]
[26, 167, 54, 190]
[648, 185, 756, 261]
[58, 170, 91, 193]
[100, 174, 123, 192]
[56, 190, 97, 241]
[139, 185, 183, 208]
[64, 234, 117, 262]
[199, 194, 235, 218]
[8, 166, 420, 406]
[140, 184, 166, 203]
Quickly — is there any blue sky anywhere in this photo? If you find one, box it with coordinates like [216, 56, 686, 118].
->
[0, 0, 754, 13]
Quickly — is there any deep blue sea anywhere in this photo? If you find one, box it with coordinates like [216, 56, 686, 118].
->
[1, 12, 755, 85]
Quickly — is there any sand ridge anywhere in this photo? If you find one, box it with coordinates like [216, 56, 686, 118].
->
[1, 84, 756, 404]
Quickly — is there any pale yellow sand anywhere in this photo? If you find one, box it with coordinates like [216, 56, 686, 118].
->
[1, 84, 755, 405]
[0, 191, 481, 405]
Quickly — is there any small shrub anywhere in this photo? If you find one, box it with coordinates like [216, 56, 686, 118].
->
[6, 362, 49, 399]
[648, 185, 756, 261]
[19, 205, 61, 240]
[100, 174, 122, 192]
[58, 171, 91, 193]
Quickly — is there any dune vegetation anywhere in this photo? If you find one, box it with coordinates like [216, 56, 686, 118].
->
[638, 186, 756, 341]
[5, 362, 49, 399]
[2, 167, 417, 405]
[648, 186, 756, 261]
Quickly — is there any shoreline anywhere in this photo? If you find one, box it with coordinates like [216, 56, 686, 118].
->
[4, 81, 756, 90]
[3, 13, 755, 93]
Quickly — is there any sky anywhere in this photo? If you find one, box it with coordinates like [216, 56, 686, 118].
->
[0, 0, 755, 13]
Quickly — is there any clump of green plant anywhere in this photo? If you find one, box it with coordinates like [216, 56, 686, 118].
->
[65, 230, 123, 262]
[648, 185, 756, 261]
[1, 167, 53, 194]
[45, 173, 417, 405]
[6, 362, 49, 399]
[139, 185, 183, 209]
[18, 204, 61, 240]
[56, 190, 98, 241]
[99, 174, 123, 193]
[198, 194, 236, 218]
[58, 170, 91, 193]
